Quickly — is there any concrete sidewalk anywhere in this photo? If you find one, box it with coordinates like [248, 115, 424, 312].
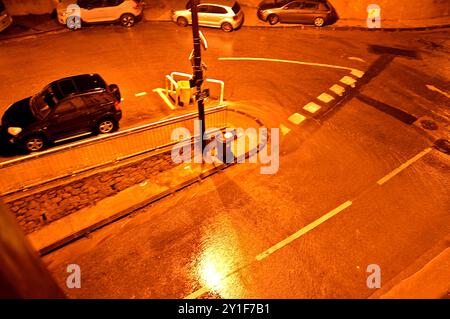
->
[379, 248, 450, 299]
[26, 107, 266, 255]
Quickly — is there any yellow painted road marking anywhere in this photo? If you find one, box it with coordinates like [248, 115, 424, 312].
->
[185, 286, 209, 299]
[340, 76, 357, 87]
[152, 88, 176, 110]
[303, 102, 321, 113]
[377, 148, 432, 185]
[317, 92, 335, 103]
[288, 113, 306, 125]
[348, 57, 366, 63]
[185, 200, 353, 299]
[330, 84, 345, 96]
[135, 92, 147, 97]
[426, 85, 450, 99]
[351, 69, 365, 78]
[280, 124, 291, 135]
[256, 201, 353, 261]
[218, 57, 361, 73]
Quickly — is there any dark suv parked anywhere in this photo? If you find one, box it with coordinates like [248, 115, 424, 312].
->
[0, 74, 122, 153]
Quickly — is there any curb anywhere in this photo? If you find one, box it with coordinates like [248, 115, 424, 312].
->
[1, 17, 449, 43]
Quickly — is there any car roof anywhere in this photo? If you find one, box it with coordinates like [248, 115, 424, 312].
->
[50, 74, 107, 100]
[197, 0, 237, 7]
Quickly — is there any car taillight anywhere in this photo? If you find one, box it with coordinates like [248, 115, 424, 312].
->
[132, 0, 139, 9]
[233, 15, 239, 20]
[114, 101, 121, 111]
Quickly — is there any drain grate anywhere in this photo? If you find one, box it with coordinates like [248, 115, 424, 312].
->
[434, 139, 450, 154]
[420, 119, 439, 130]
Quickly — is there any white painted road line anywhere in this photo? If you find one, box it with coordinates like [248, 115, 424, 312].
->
[426, 85, 450, 99]
[256, 201, 353, 261]
[377, 148, 432, 185]
[330, 84, 346, 96]
[351, 69, 365, 78]
[218, 57, 360, 73]
[135, 92, 147, 97]
[280, 124, 291, 135]
[185, 200, 353, 299]
[317, 92, 335, 103]
[303, 102, 321, 113]
[288, 113, 306, 125]
[185, 286, 209, 300]
[340, 76, 357, 87]
[348, 57, 366, 63]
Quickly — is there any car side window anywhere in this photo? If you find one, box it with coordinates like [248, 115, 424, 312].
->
[285, 2, 302, 9]
[105, 0, 124, 7]
[54, 97, 85, 117]
[58, 79, 77, 97]
[198, 5, 209, 13]
[208, 5, 227, 14]
[301, 2, 318, 10]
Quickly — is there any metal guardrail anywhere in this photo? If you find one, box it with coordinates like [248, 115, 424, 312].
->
[0, 105, 228, 196]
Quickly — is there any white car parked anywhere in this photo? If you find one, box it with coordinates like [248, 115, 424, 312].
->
[57, 0, 145, 28]
[172, 0, 244, 32]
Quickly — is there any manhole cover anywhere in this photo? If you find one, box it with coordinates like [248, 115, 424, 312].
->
[434, 139, 450, 154]
[420, 119, 438, 130]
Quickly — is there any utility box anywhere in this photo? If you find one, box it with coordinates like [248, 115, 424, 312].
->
[176, 80, 192, 106]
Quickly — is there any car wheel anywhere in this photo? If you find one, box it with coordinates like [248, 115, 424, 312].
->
[177, 16, 188, 27]
[268, 14, 279, 25]
[120, 14, 136, 27]
[96, 119, 118, 134]
[221, 22, 233, 32]
[314, 17, 325, 27]
[23, 136, 46, 153]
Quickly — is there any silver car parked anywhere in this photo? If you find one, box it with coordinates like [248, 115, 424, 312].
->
[171, 0, 244, 32]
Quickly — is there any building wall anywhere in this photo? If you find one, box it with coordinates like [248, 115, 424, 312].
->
[245, 0, 450, 20]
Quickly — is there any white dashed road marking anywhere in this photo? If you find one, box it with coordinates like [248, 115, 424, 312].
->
[426, 85, 450, 99]
[317, 92, 335, 103]
[377, 148, 432, 185]
[288, 113, 306, 125]
[303, 102, 321, 113]
[135, 92, 147, 97]
[280, 124, 291, 135]
[340, 76, 357, 87]
[256, 201, 353, 261]
[330, 84, 346, 96]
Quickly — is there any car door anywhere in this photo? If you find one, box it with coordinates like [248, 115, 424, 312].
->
[80, 0, 107, 22]
[197, 4, 209, 26]
[279, 1, 303, 23]
[298, 1, 319, 23]
[102, 0, 124, 21]
[47, 96, 91, 139]
[206, 5, 228, 27]
[81, 93, 115, 129]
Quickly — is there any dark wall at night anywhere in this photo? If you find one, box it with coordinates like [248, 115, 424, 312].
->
[3, 0, 450, 21]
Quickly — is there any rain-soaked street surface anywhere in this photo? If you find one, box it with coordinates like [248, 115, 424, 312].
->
[1, 22, 448, 298]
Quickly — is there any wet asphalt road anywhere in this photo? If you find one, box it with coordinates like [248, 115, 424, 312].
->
[0, 22, 449, 298]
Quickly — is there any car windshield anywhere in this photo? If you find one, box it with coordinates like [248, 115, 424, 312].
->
[232, 2, 241, 13]
[30, 86, 58, 120]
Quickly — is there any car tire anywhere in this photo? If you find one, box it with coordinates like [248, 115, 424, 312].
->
[120, 14, 136, 27]
[96, 118, 118, 134]
[177, 16, 188, 27]
[268, 14, 279, 25]
[221, 22, 233, 32]
[314, 17, 325, 27]
[22, 135, 46, 153]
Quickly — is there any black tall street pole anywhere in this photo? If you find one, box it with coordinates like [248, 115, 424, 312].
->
[190, 0, 206, 155]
